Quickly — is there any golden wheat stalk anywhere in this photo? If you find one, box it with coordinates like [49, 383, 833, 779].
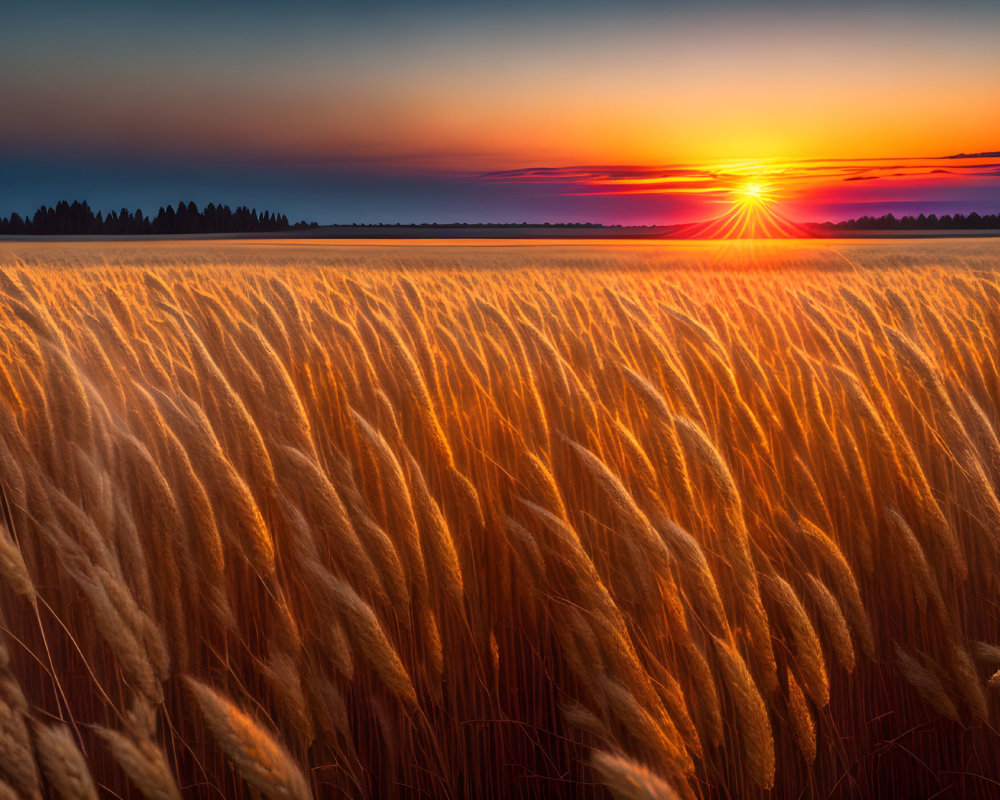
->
[184, 678, 313, 800]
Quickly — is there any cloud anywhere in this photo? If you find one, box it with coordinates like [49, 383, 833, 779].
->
[479, 155, 1000, 205]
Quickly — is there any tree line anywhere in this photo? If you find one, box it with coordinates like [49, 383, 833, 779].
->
[814, 211, 999, 231]
[0, 200, 318, 236]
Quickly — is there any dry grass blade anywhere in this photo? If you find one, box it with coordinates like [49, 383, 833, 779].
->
[785, 671, 816, 765]
[712, 636, 774, 790]
[591, 749, 681, 800]
[96, 726, 181, 800]
[322, 576, 418, 706]
[893, 645, 961, 724]
[34, 724, 98, 800]
[184, 678, 313, 800]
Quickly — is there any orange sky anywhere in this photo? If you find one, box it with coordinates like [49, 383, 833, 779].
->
[3, 7, 999, 167]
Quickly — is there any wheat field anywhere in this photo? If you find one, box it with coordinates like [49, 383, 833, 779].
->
[0, 238, 999, 798]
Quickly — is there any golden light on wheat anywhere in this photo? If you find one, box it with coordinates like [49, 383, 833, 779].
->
[0, 240, 998, 798]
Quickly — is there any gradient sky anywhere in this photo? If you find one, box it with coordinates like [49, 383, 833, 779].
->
[2, 0, 999, 224]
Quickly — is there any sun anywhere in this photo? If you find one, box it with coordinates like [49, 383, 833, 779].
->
[733, 181, 774, 206]
[678, 176, 808, 238]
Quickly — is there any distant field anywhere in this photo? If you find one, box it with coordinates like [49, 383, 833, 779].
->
[4, 225, 1000, 241]
[0, 238, 999, 798]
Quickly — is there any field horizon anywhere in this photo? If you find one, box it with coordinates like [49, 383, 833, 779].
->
[4, 235, 1000, 259]
[5, 228, 1000, 244]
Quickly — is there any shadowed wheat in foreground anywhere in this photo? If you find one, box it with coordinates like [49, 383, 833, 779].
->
[1, 243, 1000, 798]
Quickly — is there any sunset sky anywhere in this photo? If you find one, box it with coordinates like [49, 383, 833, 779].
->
[2, 0, 999, 225]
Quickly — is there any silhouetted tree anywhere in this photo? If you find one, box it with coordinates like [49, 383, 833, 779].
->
[815, 210, 999, 232]
[0, 200, 309, 235]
